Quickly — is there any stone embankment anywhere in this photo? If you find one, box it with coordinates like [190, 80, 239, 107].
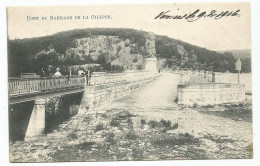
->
[80, 72, 160, 112]
[177, 71, 246, 106]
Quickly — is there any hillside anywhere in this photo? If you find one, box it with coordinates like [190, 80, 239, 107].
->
[8, 28, 250, 77]
[218, 49, 251, 59]
[217, 49, 251, 73]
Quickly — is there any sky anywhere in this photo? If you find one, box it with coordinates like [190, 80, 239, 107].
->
[7, 3, 251, 51]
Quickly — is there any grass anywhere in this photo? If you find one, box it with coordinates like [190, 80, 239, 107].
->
[148, 120, 161, 128]
[200, 102, 252, 123]
[109, 111, 135, 127]
[148, 119, 178, 131]
[203, 134, 235, 143]
[151, 132, 200, 147]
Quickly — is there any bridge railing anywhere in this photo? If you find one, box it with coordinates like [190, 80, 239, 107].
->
[9, 72, 159, 96]
[90, 73, 127, 85]
[9, 76, 85, 96]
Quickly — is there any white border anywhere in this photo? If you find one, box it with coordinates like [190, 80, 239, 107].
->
[1, 0, 259, 166]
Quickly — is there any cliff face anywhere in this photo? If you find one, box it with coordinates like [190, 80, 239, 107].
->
[66, 36, 123, 61]
[36, 34, 156, 70]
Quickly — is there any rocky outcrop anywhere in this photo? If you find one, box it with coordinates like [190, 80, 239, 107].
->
[64, 34, 156, 70]
[34, 33, 157, 71]
[177, 45, 188, 60]
[35, 46, 64, 60]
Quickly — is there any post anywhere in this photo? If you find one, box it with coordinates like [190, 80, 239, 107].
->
[84, 74, 87, 86]
[69, 67, 72, 77]
[88, 71, 91, 86]
[238, 70, 240, 84]
[212, 72, 215, 82]
[235, 58, 241, 84]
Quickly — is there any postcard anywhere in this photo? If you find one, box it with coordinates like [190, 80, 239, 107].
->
[7, 3, 252, 162]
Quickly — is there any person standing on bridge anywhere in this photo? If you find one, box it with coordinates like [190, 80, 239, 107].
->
[40, 68, 46, 77]
[87, 69, 93, 86]
[53, 68, 62, 77]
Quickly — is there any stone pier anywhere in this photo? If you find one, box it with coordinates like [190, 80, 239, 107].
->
[25, 98, 46, 140]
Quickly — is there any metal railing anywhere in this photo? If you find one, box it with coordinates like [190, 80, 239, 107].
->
[9, 76, 85, 96]
[9, 72, 159, 96]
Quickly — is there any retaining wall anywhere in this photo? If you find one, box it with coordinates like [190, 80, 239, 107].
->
[79, 74, 160, 113]
[177, 83, 245, 106]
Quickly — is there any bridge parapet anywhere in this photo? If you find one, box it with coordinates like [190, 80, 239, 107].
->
[9, 72, 159, 96]
[9, 76, 85, 96]
[90, 73, 127, 85]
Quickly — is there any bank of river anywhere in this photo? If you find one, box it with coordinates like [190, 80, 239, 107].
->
[9, 73, 253, 162]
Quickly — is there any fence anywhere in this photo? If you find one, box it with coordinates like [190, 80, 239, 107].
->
[9, 76, 85, 96]
[9, 72, 159, 96]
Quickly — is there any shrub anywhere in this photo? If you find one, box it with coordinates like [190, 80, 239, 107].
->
[104, 132, 116, 144]
[141, 119, 146, 125]
[67, 132, 78, 140]
[77, 142, 95, 150]
[160, 119, 171, 128]
[95, 123, 104, 132]
[117, 46, 122, 53]
[101, 114, 108, 118]
[110, 118, 120, 127]
[126, 131, 137, 140]
[116, 111, 134, 120]
[171, 123, 178, 130]
[132, 58, 138, 63]
[125, 42, 130, 47]
[148, 120, 159, 128]
[193, 102, 198, 107]
[89, 49, 95, 53]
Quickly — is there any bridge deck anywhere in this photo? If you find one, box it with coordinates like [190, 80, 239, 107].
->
[9, 87, 85, 105]
[9, 72, 158, 104]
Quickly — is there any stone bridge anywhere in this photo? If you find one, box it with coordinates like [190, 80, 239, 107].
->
[9, 72, 160, 140]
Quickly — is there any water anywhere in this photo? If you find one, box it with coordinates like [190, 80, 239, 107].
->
[215, 73, 252, 93]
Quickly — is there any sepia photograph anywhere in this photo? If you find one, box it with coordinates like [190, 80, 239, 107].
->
[6, 2, 253, 163]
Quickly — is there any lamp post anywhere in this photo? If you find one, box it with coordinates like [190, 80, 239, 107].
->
[235, 58, 241, 84]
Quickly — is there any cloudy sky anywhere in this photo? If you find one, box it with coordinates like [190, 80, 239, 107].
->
[7, 3, 251, 51]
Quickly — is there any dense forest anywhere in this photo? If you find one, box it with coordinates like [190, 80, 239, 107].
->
[8, 28, 251, 77]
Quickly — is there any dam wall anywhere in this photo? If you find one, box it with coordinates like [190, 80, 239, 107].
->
[177, 83, 245, 106]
